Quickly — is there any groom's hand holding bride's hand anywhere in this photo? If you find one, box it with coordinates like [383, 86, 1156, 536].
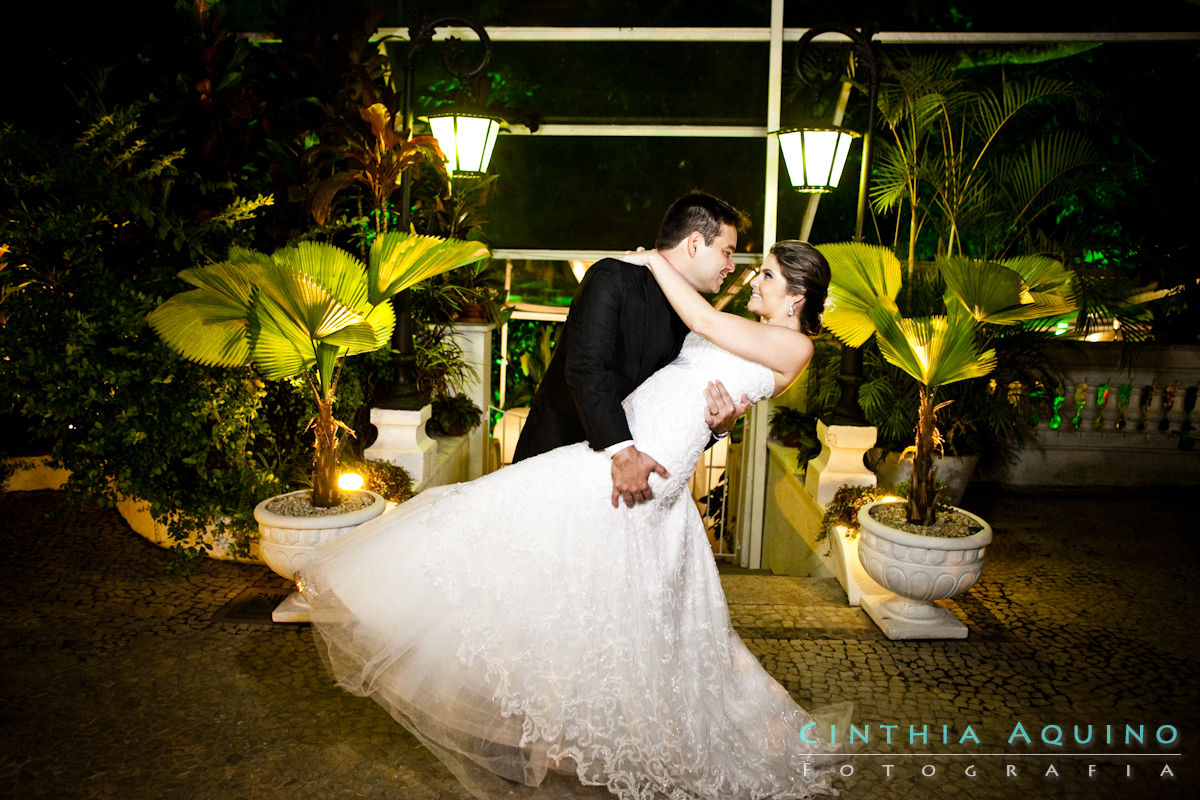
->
[611, 446, 670, 509]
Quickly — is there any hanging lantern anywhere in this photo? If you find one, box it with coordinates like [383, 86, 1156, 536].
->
[773, 127, 860, 193]
[427, 111, 502, 176]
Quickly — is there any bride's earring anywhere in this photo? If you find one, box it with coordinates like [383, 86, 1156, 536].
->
[786, 303, 794, 317]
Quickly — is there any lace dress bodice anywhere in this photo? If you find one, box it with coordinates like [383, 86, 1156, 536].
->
[625, 332, 775, 491]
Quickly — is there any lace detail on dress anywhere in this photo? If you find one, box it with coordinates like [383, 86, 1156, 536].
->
[299, 334, 842, 799]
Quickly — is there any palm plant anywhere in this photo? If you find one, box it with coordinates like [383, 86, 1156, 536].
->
[819, 242, 1074, 525]
[871, 55, 1103, 305]
[148, 232, 489, 507]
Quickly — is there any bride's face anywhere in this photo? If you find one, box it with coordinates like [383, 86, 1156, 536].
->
[747, 255, 801, 319]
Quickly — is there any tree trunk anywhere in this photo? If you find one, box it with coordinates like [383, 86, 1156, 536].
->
[310, 395, 341, 508]
[907, 384, 941, 526]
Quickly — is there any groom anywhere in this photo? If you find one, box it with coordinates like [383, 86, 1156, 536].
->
[512, 192, 752, 509]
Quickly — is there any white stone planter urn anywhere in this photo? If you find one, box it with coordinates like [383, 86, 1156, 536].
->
[856, 499, 992, 640]
[254, 489, 386, 622]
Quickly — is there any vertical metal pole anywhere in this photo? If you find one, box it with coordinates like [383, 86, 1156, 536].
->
[376, 16, 492, 410]
[379, 44, 423, 409]
[737, 0, 786, 570]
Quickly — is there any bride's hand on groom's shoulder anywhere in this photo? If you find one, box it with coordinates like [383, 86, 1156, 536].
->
[621, 247, 658, 268]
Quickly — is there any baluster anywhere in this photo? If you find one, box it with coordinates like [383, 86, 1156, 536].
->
[1166, 383, 1189, 435]
[1188, 385, 1199, 433]
[1078, 377, 1100, 432]
[1130, 383, 1150, 433]
[1145, 384, 1167, 433]
[1100, 378, 1123, 432]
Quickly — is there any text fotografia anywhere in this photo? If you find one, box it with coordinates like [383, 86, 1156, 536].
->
[797, 720, 1180, 748]
[796, 721, 1181, 783]
[798, 761, 1180, 780]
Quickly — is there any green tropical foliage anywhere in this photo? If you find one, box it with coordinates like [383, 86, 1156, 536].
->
[820, 243, 1075, 525]
[149, 233, 490, 506]
[871, 54, 1105, 301]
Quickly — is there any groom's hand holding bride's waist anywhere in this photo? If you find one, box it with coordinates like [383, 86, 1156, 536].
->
[608, 381, 750, 509]
[610, 446, 670, 509]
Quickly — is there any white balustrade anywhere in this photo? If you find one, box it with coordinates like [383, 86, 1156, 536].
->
[997, 343, 1199, 486]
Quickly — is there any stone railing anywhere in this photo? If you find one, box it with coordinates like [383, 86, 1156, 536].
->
[989, 342, 1199, 486]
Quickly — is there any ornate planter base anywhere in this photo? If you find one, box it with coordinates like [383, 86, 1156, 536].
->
[859, 593, 970, 639]
[254, 490, 386, 622]
[856, 499, 992, 640]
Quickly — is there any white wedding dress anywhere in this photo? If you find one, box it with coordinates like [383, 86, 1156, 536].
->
[299, 333, 844, 799]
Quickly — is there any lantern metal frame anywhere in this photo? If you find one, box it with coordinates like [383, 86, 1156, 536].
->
[774, 126, 861, 193]
[426, 110, 503, 176]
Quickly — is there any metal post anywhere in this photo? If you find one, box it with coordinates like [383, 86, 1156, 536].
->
[376, 15, 493, 410]
[794, 23, 881, 426]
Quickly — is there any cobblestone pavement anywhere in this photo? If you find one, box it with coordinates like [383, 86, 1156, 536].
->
[1, 486, 1196, 800]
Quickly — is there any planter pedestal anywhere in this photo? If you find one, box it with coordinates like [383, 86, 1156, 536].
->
[859, 594, 970, 639]
[254, 490, 386, 622]
[365, 405, 435, 484]
[856, 500, 992, 639]
[804, 421, 878, 504]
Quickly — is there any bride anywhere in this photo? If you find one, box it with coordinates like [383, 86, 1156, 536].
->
[297, 240, 845, 799]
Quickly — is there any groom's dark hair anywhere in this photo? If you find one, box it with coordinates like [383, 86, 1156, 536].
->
[655, 192, 750, 250]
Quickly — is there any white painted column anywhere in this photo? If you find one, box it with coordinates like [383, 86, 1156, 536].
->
[736, 0, 785, 570]
[365, 405, 436, 483]
[449, 322, 495, 480]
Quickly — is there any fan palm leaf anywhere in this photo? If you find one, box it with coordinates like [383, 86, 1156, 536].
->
[146, 289, 253, 368]
[248, 295, 317, 381]
[982, 255, 1077, 324]
[276, 241, 370, 314]
[818, 243, 904, 347]
[367, 232, 490, 305]
[999, 255, 1074, 298]
[869, 305, 997, 389]
[938, 256, 1026, 323]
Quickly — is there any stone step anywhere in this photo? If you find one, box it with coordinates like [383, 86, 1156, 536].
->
[720, 574, 884, 640]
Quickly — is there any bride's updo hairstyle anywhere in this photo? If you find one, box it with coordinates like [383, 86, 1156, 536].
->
[771, 240, 830, 336]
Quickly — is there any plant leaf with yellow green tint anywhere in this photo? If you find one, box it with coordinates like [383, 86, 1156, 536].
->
[938, 255, 1026, 323]
[367, 232, 490, 306]
[146, 289, 252, 368]
[275, 241, 369, 314]
[817, 242, 903, 347]
[249, 295, 315, 381]
[869, 305, 997, 388]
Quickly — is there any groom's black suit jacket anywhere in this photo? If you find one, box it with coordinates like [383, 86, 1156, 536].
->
[512, 258, 689, 462]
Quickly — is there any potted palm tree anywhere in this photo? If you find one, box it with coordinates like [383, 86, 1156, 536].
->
[818, 242, 1074, 637]
[148, 232, 489, 611]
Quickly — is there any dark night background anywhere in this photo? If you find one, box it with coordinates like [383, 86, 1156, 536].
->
[2, 1, 1197, 286]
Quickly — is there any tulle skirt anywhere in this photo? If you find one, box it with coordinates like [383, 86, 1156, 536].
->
[298, 443, 846, 799]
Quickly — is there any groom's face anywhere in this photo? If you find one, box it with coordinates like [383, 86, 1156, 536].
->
[687, 223, 738, 294]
